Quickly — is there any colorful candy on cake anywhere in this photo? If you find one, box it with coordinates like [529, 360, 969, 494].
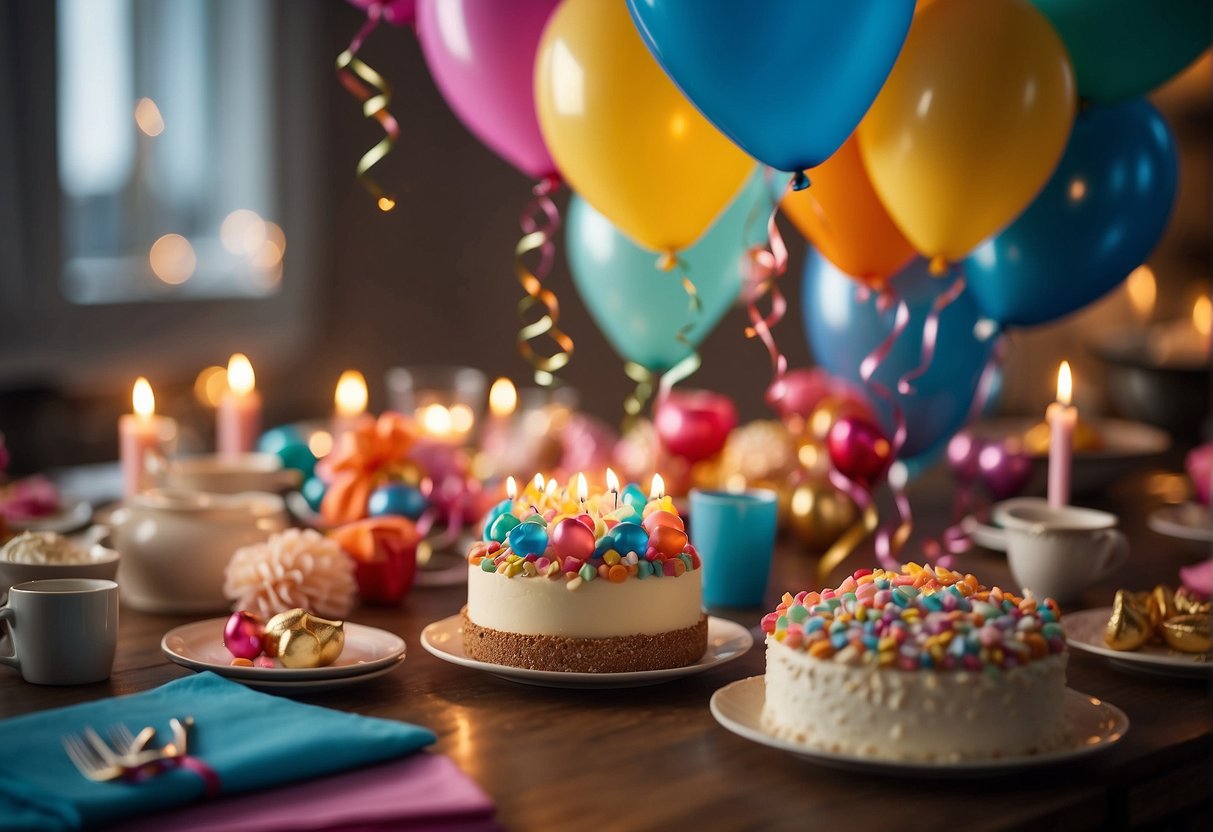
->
[463, 470, 706, 673]
[760, 564, 1069, 762]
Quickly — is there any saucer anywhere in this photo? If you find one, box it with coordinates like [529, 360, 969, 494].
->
[1147, 503, 1213, 543]
[420, 615, 753, 689]
[710, 676, 1127, 776]
[162, 618, 407, 685]
[6, 497, 93, 535]
[1062, 608, 1212, 678]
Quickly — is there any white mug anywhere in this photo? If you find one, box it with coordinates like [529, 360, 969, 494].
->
[0, 578, 119, 685]
[1000, 502, 1129, 602]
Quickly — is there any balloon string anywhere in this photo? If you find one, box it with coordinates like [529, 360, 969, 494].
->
[515, 176, 573, 386]
[336, 5, 400, 209]
[744, 180, 792, 407]
[897, 270, 968, 395]
[875, 463, 914, 570]
[656, 255, 703, 401]
[622, 362, 655, 430]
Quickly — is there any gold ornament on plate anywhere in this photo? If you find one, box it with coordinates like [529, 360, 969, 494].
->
[261, 607, 346, 668]
[1148, 584, 1177, 633]
[1104, 590, 1151, 651]
[1175, 588, 1211, 617]
[1161, 614, 1213, 654]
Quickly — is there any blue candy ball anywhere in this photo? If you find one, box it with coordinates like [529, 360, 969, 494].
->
[489, 513, 521, 543]
[368, 483, 428, 520]
[301, 476, 327, 513]
[508, 521, 549, 557]
[611, 522, 649, 556]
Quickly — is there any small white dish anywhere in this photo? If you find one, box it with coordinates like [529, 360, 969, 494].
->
[6, 497, 93, 534]
[1147, 503, 1213, 543]
[710, 676, 1128, 776]
[219, 661, 404, 695]
[420, 614, 753, 689]
[1062, 607, 1212, 678]
[162, 617, 407, 682]
[158, 453, 301, 495]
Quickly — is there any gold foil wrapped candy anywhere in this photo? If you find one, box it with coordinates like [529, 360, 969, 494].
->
[1175, 588, 1212, 617]
[262, 607, 346, 668]
[1104, 590, 1152, 651]
[1161, 615, 1213, 654]
[1147, 585, 1177, 632]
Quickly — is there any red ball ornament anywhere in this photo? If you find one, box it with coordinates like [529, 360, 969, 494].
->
[641, 509, 685, 535]
[827, 416, 893, 490]
[551, 517, 595, 561]
[654, 389, 738, 463]
[224, 610, 265, 660]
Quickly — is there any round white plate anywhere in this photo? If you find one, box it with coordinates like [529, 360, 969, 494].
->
[710, 676, 1127, 776]
[420, 614, 753, 689]
[1062, 607, 1212, 677]
[223, 661, 404, 694]
[7, 497, 93, 534]
[1148, 503, 1213, 543]
[162, 618, 407, 682]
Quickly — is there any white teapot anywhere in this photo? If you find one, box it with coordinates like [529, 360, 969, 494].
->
[108, 488, 288, 613]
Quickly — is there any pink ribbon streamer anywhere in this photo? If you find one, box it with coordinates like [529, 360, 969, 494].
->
[897, 270, 968, 396]
[745, 179, 792, 408]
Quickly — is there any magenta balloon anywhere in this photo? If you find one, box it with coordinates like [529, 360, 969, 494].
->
[416, 0, 559, 178]
[347, 0, 416, 27]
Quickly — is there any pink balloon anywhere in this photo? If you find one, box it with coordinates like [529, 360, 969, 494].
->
[1186, 443, 1212, 507]
[416, 0, 559, 178]
[347, 0, 416, 27]
[654, 389, 738, 464]
[768, 368, 833, 420]
[977, 441, 1033, 501]
[827, 416, 892, 490]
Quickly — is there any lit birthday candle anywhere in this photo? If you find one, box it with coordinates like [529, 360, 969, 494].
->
[217, 353, 261, 456]
[333, 369, 368, 438]
[1047, 361, 1076, 508]
[119, 377, 176, 498]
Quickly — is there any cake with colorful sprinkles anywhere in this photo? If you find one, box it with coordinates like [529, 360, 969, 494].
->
[464, 473, 706, 673]
[761, 564, 1069, 762]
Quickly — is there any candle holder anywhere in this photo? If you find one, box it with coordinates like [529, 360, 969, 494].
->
[386, 366, 487, 446]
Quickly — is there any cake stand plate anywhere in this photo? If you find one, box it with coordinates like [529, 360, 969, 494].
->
[710, 676, 1127, 777]
[1147, 503, 1213, 543]
[420, 614, 753, 689]
[1062, 608, 1213, 678]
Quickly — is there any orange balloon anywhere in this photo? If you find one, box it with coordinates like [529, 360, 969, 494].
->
[780, 136, 916, 287]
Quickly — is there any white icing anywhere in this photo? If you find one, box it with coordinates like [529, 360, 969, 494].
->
[762, 638, 1068, 761]
[0, 531, 88, 565]
[467, 566, 702, 638]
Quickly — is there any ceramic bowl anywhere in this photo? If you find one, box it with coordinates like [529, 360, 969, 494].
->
[158, 453, 301, 495]
[0, 544, 120, 594]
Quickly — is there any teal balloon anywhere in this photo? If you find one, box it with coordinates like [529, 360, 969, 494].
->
[626, 0, 914, 174]
[258, 425, 305, 456]
[1030, 0, 1211, 103]
[803, 253, 994, 465]
[489, 512, 521, 543]
[508, 521, 548, 557]
[567, 172, 770, 373]
[964, 99, 1177, 328]
[301, 477, 327, 514]
[610, 522, 649, 557]
[368, 483, 428, 520]
[275, 443, 317, 480]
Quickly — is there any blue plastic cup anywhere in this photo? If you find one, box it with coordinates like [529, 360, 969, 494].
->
[689, 489, 778, 608]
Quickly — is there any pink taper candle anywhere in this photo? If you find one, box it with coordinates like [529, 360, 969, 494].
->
[217, 353, 261, 456]
[1046, 361, 1076, 508]
[119, 378, 172, 498]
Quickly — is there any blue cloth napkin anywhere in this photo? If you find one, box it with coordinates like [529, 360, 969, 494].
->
[0, 672, 435, 830]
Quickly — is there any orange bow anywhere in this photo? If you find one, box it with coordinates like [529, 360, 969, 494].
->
[320, 412, 416, 526]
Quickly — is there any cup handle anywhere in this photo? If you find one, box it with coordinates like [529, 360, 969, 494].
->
[0, 607, 18, 671]
[1094, 530, 1129, 581]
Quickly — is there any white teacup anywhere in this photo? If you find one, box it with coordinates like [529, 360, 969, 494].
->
[0, 578, 118, 685]
[997, 500, 1128, 602]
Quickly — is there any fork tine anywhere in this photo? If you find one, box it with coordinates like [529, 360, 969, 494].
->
[109, 723, 135, 753]
[83, 726, 119, 765]
[63, 734, 103, 780]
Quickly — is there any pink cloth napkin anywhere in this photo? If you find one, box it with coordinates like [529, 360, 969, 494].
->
[113, 754, 499, 832]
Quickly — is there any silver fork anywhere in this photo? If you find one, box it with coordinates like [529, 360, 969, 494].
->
[108, 723, 158, 766]
[62, 732, 123, 782]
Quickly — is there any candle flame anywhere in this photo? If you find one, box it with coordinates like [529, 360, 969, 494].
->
[606, 467, 619, 493]
[422, 404, 452, 436]
[488, 377, 518, 418]
[308, 430, 333, 458]
[334, 370, 368, 417]
[650, 473, 665, 500]
[134, 97, 164, 137]
[1193, 294, 1211, 338]
[577, 473, 587, 503]
[1056, 361, 1072, 406]
[533, 473, 545, 492]
[132, 377, 155, 417]
[506, 476, 517, 500]
[449, 404, 474, 434]
[1126, 265, 1156, 320]
[227, 354, 255, 396]
[544, 478, 559, 497]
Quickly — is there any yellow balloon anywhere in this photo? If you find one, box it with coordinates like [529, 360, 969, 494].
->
[534, 0, 754, 255]
[858, 0, 1075, 264]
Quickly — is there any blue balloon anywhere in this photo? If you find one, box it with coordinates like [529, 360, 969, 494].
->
[300, 476, 327, 514]
[626, 0, 915, 175]
[610, 522, 650, 557]
[258, 425, 305, 456]
[508, 521, 548, 557]
[964, 100, 1177, 327]
[567, 172, 770, 373]
[803, 253, 995, 464]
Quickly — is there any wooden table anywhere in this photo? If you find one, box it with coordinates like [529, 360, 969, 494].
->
[2, 470, 1210, 830]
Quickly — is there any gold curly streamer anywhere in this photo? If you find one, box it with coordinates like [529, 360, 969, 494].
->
[816, 503, 879, 586]
[657, 255, 703, 397]
[515, 179, 573, 386]
[336, 8, 400, 210]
